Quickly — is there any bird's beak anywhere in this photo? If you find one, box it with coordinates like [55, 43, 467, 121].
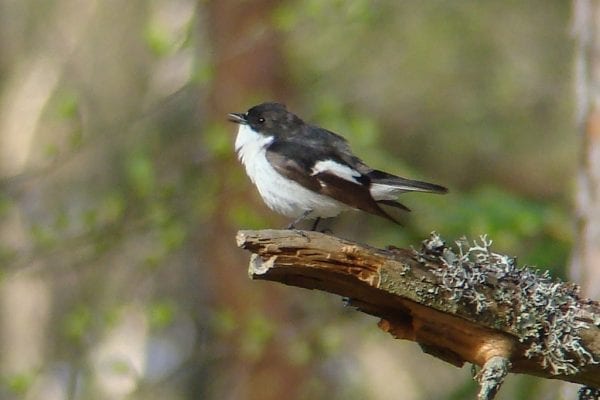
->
[227, 112, 247, 124]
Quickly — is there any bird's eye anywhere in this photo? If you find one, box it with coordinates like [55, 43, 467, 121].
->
[258, 117, 265, 124]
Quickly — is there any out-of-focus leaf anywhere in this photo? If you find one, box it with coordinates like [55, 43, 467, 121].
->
[144, 23, 173, 57]
[192, 62, 215, 85]
[160, 220, 186, 251]
[44, 143, 59, 158]
[287, 337, 311, 365]
[413, 185, 571, 271]
[318, 325, 343, 354]
[228, 203, 268, 229]
[272, 4, 297, 31]
[110, 359, 132, 375]
[98, 192, 126, 224]
[212, 308, 237, 335]
[148, 300, 176, 329]
[126, 151, 155, 198]
[63, 305, 92, 341]
[69, 129, 83, 150]
[148, 201, 168, 226]
[241, 312, 275, 360]
[30, 224, 55, 249]
[56, 92, 79, 119]
[204, 123, 231, 159]
[4, 373, 34, 396]
[0, 195, 12, 217]
[83, 208, 98, 230]
[53, 208, 69, 231]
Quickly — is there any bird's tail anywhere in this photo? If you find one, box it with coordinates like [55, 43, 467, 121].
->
[368, 169, 447, 213]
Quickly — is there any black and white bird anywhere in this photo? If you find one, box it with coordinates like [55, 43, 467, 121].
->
[228, 102, 447, 229]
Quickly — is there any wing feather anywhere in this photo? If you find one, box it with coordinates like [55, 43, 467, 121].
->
[265, 141, 400, 223]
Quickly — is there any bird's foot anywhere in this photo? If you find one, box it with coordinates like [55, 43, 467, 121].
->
[311, 217, 334, 234]
[286, 209, 313, 230]
[286, 210, 314, 240]
[309, 217, 321, 231]
[292, 229, 310, 240]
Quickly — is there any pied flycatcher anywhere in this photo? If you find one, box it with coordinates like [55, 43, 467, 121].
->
[228, 102, 447, 229]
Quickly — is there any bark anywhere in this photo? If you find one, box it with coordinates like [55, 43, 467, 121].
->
[237, 229, 600, 397]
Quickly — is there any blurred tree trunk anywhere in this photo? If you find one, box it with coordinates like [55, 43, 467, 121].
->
[560, 3, 597, 397]
[201, 2, 308, 399]
[572, 0, 600, 301]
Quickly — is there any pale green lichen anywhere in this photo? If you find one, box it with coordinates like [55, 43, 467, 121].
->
[416, 232, 599, 376]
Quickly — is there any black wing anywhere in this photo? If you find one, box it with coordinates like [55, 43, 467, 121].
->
[265, 140, 400, 223]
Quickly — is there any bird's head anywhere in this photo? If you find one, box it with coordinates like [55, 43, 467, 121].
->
[228, 102, 302, 137]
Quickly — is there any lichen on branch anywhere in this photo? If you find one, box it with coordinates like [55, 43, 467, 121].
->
[417, 233, 599, 376]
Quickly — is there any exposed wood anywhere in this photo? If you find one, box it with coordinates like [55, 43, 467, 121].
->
[237, 229, 600, 393]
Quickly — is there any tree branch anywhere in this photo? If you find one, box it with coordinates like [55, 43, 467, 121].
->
[236, 229, 600, 395]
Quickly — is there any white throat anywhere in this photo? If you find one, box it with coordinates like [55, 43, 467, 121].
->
[234, 124, 274, 169]
[235, 124, 273, 153]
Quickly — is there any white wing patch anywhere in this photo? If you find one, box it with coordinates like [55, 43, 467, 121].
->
[312, 160, 361, 184]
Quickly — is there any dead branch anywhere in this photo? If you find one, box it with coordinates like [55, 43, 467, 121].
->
[236, 229, 600, 396]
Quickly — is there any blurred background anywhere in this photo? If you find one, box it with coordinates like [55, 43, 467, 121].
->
[0, 1, 586, 399]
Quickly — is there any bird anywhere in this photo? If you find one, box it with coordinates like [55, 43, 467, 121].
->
[228, 102, 447, 230]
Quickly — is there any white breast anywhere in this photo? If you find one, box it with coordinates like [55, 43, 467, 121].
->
[235, 125, 349, 219]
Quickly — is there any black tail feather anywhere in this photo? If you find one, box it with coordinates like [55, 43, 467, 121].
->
[377, 199, 411, 212]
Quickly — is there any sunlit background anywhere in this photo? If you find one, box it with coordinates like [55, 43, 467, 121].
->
[0, 1, 581, 399]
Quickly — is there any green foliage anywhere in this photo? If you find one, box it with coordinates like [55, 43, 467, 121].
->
[62, 305, 93, 342]
[437, 186, 571, 270]
[126, 150, 156, 198]
[398, 185, 570, 276]
[109, 359, 133, 376]
[241, 312, 275, 360]
[204, 123, 232, 159]
[0, 195, 12, 218]
[192, 62, 215, 85]
[148, 300, 176, 330]
[69, 129, 84, 151]
[143, 6, 193, 57]
[29, 223, 56, 250]
[287, 337, 311, 365]
[144, 22, 173, 57]
[98, 191, 126, 224]
[274, 0, 379, 32]
[211, 307, 237, 336]
[159, 220, 186, 252]
[4, 372, 35, 396]
[228, 203, 268, 229]
[56, 91, 79, 119]
[43, 142, 59, 159]
[316, 324, 343, 355]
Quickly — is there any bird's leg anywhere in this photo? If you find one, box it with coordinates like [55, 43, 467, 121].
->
[286, 210, 314, 240]
[310, 217, 321, 231]
[286, 209, 313, 230]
